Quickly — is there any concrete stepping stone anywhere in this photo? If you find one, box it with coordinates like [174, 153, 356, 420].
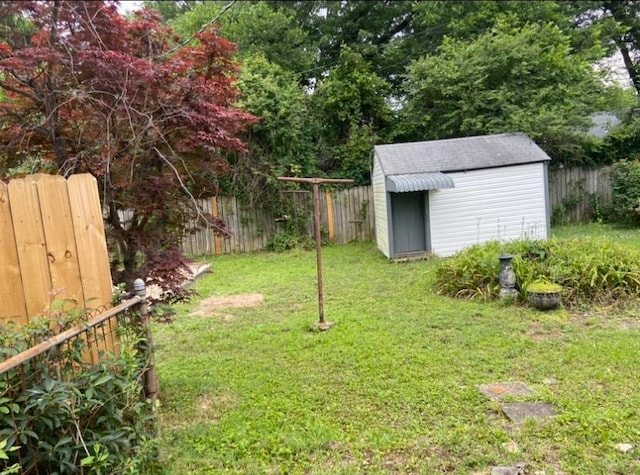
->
[491, 463, 526, 475]
[502, 402, 556, 422]
[477, 381, 535, 401]
[478, 381, 557, 423]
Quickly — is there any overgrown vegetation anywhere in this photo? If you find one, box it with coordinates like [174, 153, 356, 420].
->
[434, 233, 640, 307]
[0, 311, 158, 474]
[551, 178, 586, 225]
[609, 160, 640, 224]
[154, 227, 640, 474]
[3, 1, 640, 297]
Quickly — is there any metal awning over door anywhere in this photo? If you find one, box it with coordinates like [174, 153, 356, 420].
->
[385, 173, 455, 193]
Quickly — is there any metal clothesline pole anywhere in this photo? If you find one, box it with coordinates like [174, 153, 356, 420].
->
[277, 177, 354, 330]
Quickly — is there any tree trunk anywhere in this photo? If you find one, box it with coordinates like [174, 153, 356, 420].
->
[617, 40, 640, 96]
[47, 1, 70, 170]
[604, 1, 640, 96]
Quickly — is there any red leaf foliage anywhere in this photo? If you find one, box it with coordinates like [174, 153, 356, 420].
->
[0, 0, 257, 295]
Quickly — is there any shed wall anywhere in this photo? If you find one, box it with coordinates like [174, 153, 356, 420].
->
[429, 163, 548, 256]
[372, 157, 390, 257]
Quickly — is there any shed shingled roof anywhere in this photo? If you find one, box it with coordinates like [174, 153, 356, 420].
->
[374, 133, 551, 176]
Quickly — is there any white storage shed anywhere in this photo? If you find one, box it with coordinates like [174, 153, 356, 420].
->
[373, 133, 551, 259]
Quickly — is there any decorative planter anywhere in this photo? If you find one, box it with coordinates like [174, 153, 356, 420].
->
[526, 282, 562, 310]
[527, 291, 561, 309]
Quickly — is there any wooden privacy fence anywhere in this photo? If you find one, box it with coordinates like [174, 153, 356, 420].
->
[183, 167, 613, 256]
[548, 165, 612, 223]
[182, 185, 374, 255]
[0, 173, 114, 349]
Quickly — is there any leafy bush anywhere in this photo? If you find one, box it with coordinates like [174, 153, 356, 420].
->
[0, 315, 159, 474]
[265, 230, 314, 252]
[434, 237, 640, 306]
[610, 160, 640, 224]
[432, 241, 504, 300]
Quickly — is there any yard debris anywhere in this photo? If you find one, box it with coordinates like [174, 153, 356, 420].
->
[146, 263, 211, 301]
[615, 443, 634, 453]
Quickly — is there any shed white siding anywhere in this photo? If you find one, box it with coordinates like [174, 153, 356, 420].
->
[372, 157, 390, 257]
[429, 163, 548, 256]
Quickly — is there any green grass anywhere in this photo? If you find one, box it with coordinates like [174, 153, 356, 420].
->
[154, 227, 640, 474]
[552, 222, 640, 249]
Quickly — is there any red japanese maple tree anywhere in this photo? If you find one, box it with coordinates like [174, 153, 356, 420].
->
[0, 1, 256, 297]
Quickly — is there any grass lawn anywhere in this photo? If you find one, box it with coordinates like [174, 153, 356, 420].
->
[154, 224, 640, 474]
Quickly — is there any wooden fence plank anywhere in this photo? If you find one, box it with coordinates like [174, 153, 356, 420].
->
[3, 173, 116, 360]
[8, 177, 52, 318]
[67, 174, 113, 310]
[212, 196, 222, 255]
[326, 191, 335, 241]
[0, 181, 27, 325]
[67, 174, 116, 357]
[34, 174, 86, 311]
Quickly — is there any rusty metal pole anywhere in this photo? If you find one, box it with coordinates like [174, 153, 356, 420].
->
[277, 177, 354, 330]
[312, 182, 325, 325]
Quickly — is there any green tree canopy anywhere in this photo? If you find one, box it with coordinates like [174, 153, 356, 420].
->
[400, 20, 612, 163]
[312, 46, 392, 184]
[230, 54, 318, 202]
[171, 1, 314, 80]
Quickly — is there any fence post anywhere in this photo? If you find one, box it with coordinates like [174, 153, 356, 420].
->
[133, 278, 158, 404]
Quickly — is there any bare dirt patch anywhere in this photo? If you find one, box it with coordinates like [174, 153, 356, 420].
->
[190, 293, 264, 318]
[617, 319, 640, 330]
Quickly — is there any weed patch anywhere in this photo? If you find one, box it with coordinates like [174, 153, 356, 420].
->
[434, 235, 640, 307]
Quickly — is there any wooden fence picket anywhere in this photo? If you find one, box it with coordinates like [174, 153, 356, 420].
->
[1, 174, 114, 356]
[7, 177, 52, 319]
[0, 182, 27, 325]
[67, 174, 113, 311]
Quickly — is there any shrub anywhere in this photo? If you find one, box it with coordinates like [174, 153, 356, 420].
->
[610, 160, 640, 224]
[434, 237, 640, 307]
[265, 230, 314, 252]
[0, 314, 159, 474]
[432, 241, 504, 300]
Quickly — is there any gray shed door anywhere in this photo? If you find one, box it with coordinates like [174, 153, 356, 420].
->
[391, 192, 426, 255]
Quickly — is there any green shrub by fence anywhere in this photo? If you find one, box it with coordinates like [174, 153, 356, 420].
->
[0, 296, 158, 474]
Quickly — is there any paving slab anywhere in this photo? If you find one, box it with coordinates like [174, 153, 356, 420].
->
[491, 464, 526, 475]
[502, 402, 556, 422]
[477, 381, 535, 401]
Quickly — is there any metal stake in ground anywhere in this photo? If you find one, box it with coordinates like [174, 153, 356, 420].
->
[277, 177, 354, 330]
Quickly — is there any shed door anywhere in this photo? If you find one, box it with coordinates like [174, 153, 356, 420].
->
[391, 192, 427, 255]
